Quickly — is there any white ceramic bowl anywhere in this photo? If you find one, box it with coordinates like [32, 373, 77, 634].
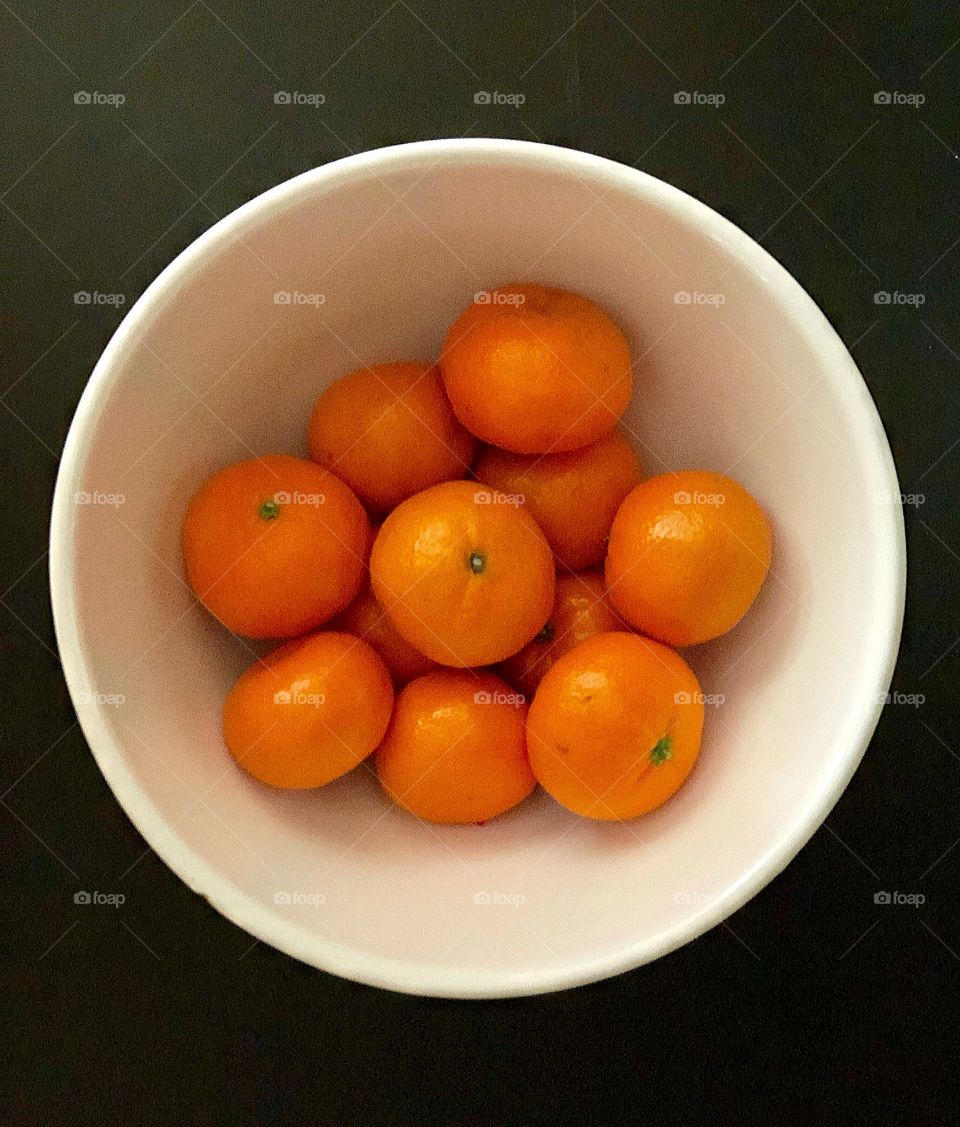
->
[50, 139, 905, 997]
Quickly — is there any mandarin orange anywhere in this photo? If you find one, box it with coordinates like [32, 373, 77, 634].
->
[605, 470, 772, 646]
[527, 632, 705, 820]
[440, 283, 632, 453]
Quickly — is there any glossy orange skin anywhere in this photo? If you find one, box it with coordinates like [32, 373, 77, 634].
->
[369, 480, 555, 667]
[332, 581, 440, 685]
[500, 571, 623, 699]
[440, 283, 633, 454]
[375, 670, 535, 824]
[223, 631, 393, 789]
[182, 455, 367, 638]
[474, 430, 641, 570]
[605, 470, 773, 647]
[527, 632, 705, 820]
[307, 361, 476, 511]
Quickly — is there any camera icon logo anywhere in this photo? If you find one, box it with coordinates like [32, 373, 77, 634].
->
[673, 291, 691, 304]
[74, 291, 92, 305]
[74, 890, 91, 904]
[673, 691, 692, 704]
[273, 690, 292, 705]
[74, 91, 92, 104]
[674, 490, 692, 503]
[474, 891, 492, 904]
[874, 291, 891, 304]
[473, 691, 492, 704]
[474, 91, 492, 105]
[874, 91, 891, 105]
[674, 91, 692, 104]
[274, 91, 292, 104]
[874, 890, 891, 904]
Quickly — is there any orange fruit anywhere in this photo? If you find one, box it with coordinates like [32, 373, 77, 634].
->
[500, 571, 623, 699]
[605, 470, 773, 646]
[527, 632, 705, 820]
[440, 283, 632, 454]
[307, 361, 476, 511]
[375, 670, 534, 823]
[332, 581, 440, 685]
[474, 429, 641, 570]
[182, 455, 367, 638]
[369, 480, 555, 667]
[223, 631, 393, 789]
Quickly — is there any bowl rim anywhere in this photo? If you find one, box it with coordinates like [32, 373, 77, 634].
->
[49, 137, 906, 998]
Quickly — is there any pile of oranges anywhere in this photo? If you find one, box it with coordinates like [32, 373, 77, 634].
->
[182, 283, 773, 824]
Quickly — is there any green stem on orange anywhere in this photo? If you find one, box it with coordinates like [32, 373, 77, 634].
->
[650, 736, 672, 766]
[258, 499, 281, 521]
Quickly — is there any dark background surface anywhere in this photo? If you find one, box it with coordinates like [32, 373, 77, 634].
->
[2, 2, 958, 1123]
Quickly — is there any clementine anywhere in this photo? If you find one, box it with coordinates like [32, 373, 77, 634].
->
[440, 283, 632, 453]
[307, 361, 476, 511]
[527, 632, 705, 820]
[375, 670, 534, 823]
[369, 480, 555, 667]
[605, 470, 773, 646]
[223, 631, 393, 789]
[182, 454, 367, 638]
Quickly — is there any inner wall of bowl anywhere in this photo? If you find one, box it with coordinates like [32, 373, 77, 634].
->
[69, 153, 887, 975]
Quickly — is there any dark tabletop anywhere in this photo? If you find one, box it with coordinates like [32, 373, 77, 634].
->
[3, 2, 958, 1123]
